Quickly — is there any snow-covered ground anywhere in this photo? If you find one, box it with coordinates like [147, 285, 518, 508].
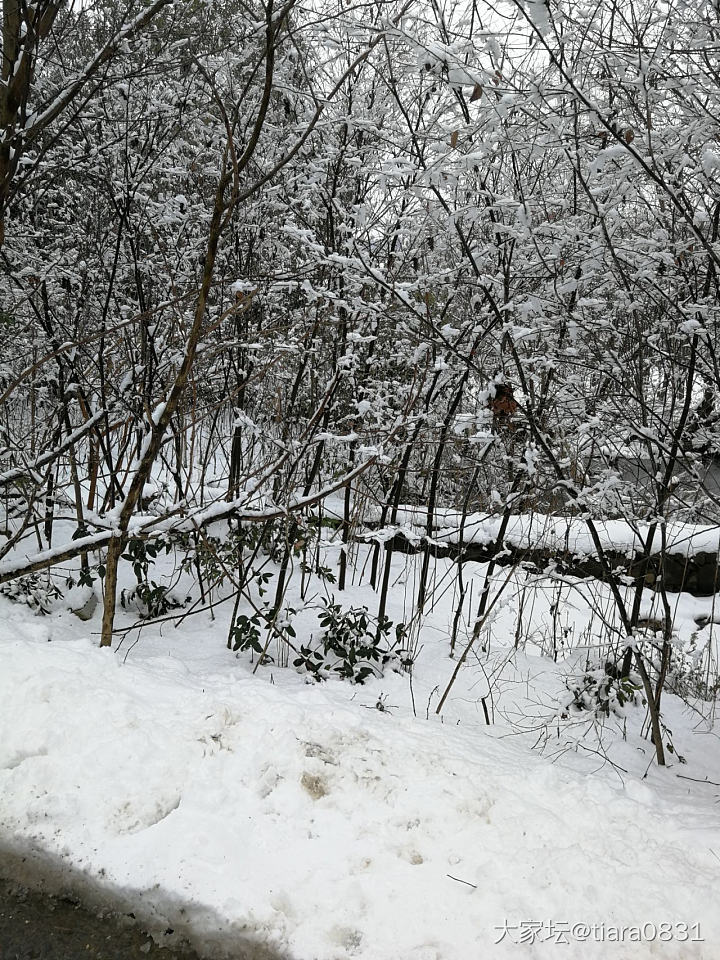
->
[1, 544, 719, 959]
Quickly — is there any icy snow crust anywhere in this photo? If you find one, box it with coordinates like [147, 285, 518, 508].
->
[1, 611, 718, 959]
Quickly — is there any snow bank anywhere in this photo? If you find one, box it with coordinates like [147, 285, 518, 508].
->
[1, 619, 718, 959]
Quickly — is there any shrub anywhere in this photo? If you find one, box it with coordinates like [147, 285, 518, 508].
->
[293, 598, 411, 684]
[120, 581, 189, 619]
[0, 573, 62, 614]
[563, 662, 643, 718]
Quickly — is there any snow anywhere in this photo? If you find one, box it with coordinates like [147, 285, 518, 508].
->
[366, 507, 720, 559]
[1, 567, 719, 959]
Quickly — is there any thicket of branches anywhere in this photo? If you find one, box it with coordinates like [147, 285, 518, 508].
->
[2, 0, 719, 763]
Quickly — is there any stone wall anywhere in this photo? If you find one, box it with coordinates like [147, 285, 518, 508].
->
[362, 532, 720, 597]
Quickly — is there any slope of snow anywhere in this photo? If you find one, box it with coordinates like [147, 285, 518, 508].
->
[1, 591, 718, 960]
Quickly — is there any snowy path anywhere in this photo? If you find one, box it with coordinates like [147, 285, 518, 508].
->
[1, 616, 718, 960]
